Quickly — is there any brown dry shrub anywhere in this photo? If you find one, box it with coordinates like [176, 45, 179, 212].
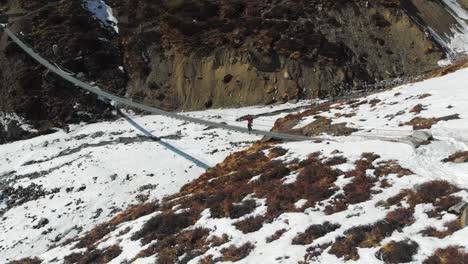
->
[420, 220, 461, 238]
[408, 181, 459, 207]
[385, 208, 415, 227]
[258, 160, 291, 182]
[220, 243, 255, 262]
[418, 93, 432, 99]
[369, 99, 382, 107]
[292, 222, 340, 245]
[8, 258, 42, 264]
[207, 234, 230, 247]
[349, 100, 368, 108]
[266, 229, 287, 243]
[401, 114, 460, 130]
[328, 221, 395, 261]
[377, 191, 408, 208]
[442, 151, 468, 163]
[131, 211, 198, 244]
[109, 203, 158, 226]
[376, 240, 419, 263]
[410, 104, 426, 114]
[342, 174, 375, 204]
[198, 255, 214, 264]
[271, 102, 332, 133]
[423, 246, 468, 264]
[234, 216, 266, 233]
[305, 243, 332, 261]
[74, 223, 112, 249]
[325, 153, 382, 214]
[229, 199, 257, 219]
[75, 203, 159, 248]
[136, 228, 210, 262]
[375, 160, 413, 177]
[268, 147, 288, 159]
[64, 245, 122, 264]
[324, 156, 347, 166]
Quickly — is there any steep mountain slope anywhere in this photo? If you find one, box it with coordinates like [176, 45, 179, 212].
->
[1, 0, 467, 135]
[0, 102, 310, 263]
[4, 62, 468, 263]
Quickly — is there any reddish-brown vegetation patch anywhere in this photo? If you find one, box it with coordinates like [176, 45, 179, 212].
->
[323, 156, 347, 166]
[420, 220, 461, 238]
[349, 100, 368, 108]
[378, 181, 460, 220]
[64, 245, 122, 264]
[400, 114, 460, 130]
[292, 222, 340, 245]
[8, 258, 42, 264]
[135, 228, 210, 262]
[418, 93, 432, 99]
[326, 153, 382, 214]
[369, 99, 382, 107]
[266, 229, 287, 243]
[328, 221, 396, 261]
[234, 216, 266, 233]
[220, 243, 255, 262]
[75, 203, 158, 248]
[375, 160, 413, 177]
[271, 102, 357, 136]
[442, 151, 468, 163]
[376, 240, 419, 263]
[131, 211, 198, 244]
[423, 246, 468, 264]
[272, 103, 332, 134]
[301, 117, 357, 137]
[305, 243, 333, 261]
[385, 208, 415, 227]
[410, 104, 426, 114]
[268, 147, 288, 159]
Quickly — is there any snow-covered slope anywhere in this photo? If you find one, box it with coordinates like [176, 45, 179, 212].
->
[2, 66, 468, 264]
[0, 102, 310, 263]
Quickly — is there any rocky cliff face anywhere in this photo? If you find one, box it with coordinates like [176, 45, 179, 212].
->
[0, 0, 466, 129]
[109, 0, 446, 110]
[0, 0, 126, 132]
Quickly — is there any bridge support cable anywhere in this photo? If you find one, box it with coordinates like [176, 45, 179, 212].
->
[1, 25, 319, 142]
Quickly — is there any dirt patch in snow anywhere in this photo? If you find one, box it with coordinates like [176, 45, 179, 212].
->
[442, 151, 468, 163]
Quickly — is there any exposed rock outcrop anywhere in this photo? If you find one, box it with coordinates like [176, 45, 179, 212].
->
[1, 0, 467, 135]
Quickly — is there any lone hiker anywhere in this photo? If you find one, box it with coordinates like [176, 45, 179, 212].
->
[245, 114, 253, 131]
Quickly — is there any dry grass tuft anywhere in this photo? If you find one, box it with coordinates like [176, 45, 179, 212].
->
[268, 147, 288, 159]
[385, 208, 415, 227]
[420, 220, 461, 238]
[8, 258, 42, 264]
[442, 151, 468, 163]
[324, 156, 347, 166]
[423, 246, 468, 264]
[220, 243, 255, 262]
[131, 211, 198, 244]
[400, 114, 460, 130]
[234, 216, 266, 233]
[375, 160, 413, 177]
[64, 245, 122, 264]
[292, 222, 340, 245]
[376, 240, 419, 263]
[135, 228, 210, 263]
[75, 203, 159, 248]
[266, 229, 287, 243]
[409, 104, 426, 114]
[417, 93, 432, 99]
[328, 221, 395, 261]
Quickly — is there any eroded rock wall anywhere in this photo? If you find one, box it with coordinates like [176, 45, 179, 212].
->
[108, 0, 444, 110]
